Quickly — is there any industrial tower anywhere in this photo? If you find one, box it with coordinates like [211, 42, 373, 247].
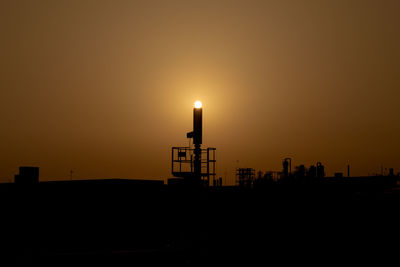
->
[171, 101, 216, 187]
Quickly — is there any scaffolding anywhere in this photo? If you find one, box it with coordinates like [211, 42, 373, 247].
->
[236, 168, 255, 188]
[172, 147, 216, 187]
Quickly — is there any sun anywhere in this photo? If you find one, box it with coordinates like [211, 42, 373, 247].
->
[194, 100, 202, 109]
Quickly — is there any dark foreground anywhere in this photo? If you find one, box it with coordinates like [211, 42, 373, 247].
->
[1, 179, 399, 265]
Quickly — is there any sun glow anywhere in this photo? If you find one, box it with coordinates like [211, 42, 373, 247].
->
[194, 101, 202, 109]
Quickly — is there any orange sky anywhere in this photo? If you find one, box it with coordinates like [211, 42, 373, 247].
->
[1, 0, 399, 184]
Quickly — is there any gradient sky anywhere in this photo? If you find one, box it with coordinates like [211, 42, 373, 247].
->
[1, 0, 399, 184]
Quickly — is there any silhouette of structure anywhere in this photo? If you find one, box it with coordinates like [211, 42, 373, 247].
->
[236, 168, 255, 188]
[171, 101, 216, 187]
[247, 158, 398, 189]
[2, 100, 400, 265]
[1, 163, 399, 264]
[316, 162, 325, 178]
[213, 176, 223, 187]
[335, 172, 344, 178]
[282, 158, 292, 178]
[14, 166, 39, 184]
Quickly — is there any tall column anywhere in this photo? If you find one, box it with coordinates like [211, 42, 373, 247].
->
[193, 104, 202, 182]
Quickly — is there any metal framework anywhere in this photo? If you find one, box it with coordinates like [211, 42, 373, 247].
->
[236, 168, 255, 188]
[172, 146, 216, 186]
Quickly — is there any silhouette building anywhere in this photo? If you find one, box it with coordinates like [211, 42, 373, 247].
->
[236, 168, 255, 188]
[14, 166, 39, 184]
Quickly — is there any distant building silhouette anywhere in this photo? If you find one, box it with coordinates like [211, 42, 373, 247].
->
[282, 158, 292, 178]
[14, 166, 39, 184]
[335, 172, 344, 178]
[236, 168, 255, 188]
[316, 162, 325, 178]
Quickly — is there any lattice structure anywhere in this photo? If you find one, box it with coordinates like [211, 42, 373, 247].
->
[172, 147, 216, 186]
[236, 168, 255, 188]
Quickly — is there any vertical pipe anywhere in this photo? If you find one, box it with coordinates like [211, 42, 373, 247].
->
[193, 108, 202, 145]
[207, 148, 210, 187]
[171, 148, 174, 174]
[194, 145, 201, 180]
[193, 107, 202, 183]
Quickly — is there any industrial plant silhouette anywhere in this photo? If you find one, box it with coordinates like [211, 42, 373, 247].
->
[1, 101, 399, 265]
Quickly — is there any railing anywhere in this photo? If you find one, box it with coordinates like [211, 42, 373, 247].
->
[171, 147, 216, 185]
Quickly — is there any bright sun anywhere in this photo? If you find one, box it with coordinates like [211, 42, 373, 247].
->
[194, 100, 202, 109]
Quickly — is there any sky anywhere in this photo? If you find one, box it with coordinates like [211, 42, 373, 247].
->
[1, 0, 399, 184]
